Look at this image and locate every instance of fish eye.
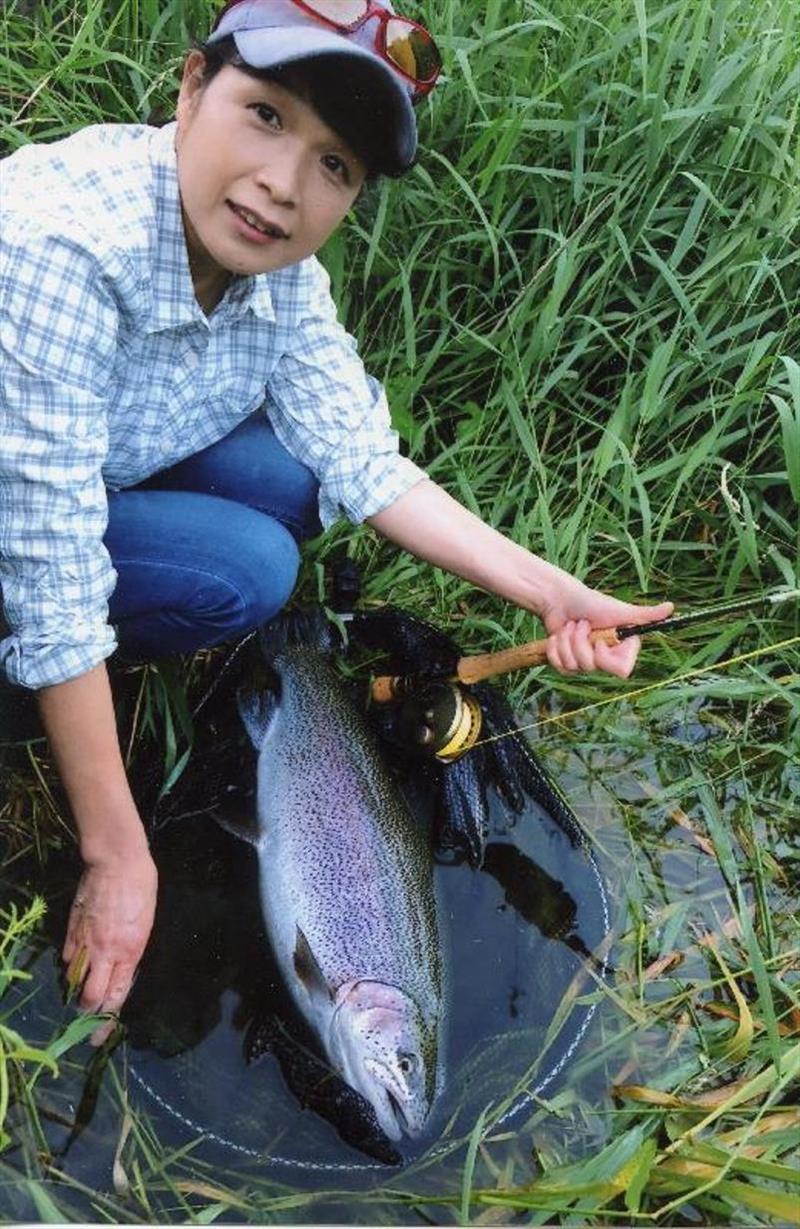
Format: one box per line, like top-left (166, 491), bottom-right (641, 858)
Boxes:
top-left (398, 1052), bottom-right (417, 1074)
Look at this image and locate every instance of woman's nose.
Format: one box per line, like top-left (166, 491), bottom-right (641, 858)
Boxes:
top-left (255, 148), bottom-right (300, 206)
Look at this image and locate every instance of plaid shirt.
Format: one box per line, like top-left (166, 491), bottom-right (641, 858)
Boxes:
top-left (0, 122), bottom-right (425, 690)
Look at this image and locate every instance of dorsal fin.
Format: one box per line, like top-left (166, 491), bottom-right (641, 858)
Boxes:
top-left (259, 607), bottom-right (343, 661)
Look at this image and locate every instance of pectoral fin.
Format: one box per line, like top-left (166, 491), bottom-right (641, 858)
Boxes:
top-left (293, 927), bottom-right (334, 1004)
top-left (211, 808), bottom-right (261, 847)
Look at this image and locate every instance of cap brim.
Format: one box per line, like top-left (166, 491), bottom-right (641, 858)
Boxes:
top-left (228, 27), bottom-right (417, 171)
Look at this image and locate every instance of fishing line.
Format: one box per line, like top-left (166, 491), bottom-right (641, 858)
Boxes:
top-left (495, 637), bottom-right (796, 1128)
top-left (470, 633), bottom-right (800, 753)
top-left (190, 629), bottom-right (258, 720)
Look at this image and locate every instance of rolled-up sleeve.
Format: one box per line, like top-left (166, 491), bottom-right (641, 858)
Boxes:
top-left (265, 259), bottom-right (427, 528)
top-left (0, 222), bottom-right (119, 689)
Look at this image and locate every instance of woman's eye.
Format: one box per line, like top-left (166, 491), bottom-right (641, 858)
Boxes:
top-left (322, 154), bottom-right (349, 182)
top-left (253, 103), bottom-right (280, 128)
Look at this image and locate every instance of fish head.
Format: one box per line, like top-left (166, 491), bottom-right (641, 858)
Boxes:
top-left (328, 980), bottom-right (436, 1142)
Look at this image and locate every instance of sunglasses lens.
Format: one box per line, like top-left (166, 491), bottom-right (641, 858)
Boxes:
top-left (300, 0), bottom-right (368, 26)
top-left (385, 17), bottom-right (441, 84)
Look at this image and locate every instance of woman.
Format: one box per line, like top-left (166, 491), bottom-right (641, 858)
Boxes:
top-left (0, 0), bottom-right (672, 1042)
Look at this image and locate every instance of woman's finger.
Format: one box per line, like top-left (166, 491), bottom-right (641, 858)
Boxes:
top-left (551, 626), bottom-right (580, 673)
top-left (62, 927), bottom-right (77, 964)
top-left (80, 956), bottom-right (115, 1014)
top-left (62, 888), bottom-right (90, 963)
top-left (545, 634), bottom-right (567, 674)
top-left (100, 963), bottom-right (137, 1015)
top-left (556, 624), bottom-right (580, 673)
top-left (88, 961), bottom-right (137, 1046)
top-left (90, 1017), bottom-right (121, 1048)
top-left (594, 636), bottom-right (640, 679)
top-left (572, 620), bottom-right (596, 672)
top-left (65, 943), bottom-right (90, 997)
top-left (618, 600), bottom-right (673, 627)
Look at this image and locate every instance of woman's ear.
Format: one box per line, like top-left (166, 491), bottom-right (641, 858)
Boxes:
top-left (176, 50), bottom-right (208, 128)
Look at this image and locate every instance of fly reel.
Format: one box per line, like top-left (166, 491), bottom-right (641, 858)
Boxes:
top-left (388, 681), bottom-right (483, 763)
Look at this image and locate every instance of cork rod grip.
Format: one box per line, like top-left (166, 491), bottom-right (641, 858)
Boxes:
top-left (369, 625), bottom-right (623, 702)
top-left (456, 626), bottom-right (621, 684)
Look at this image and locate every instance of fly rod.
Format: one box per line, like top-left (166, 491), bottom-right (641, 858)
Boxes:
top-left (370, 588), bottom-right (800, 703)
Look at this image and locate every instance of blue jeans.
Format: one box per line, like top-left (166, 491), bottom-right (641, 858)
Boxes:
top-left (106, 414), bottom-right (321, 659)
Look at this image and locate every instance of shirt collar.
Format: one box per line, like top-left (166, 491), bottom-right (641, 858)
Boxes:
top-left (223, 264), bottom-right (276, 323)
top-left (147, 122), bottom-right (275, 332)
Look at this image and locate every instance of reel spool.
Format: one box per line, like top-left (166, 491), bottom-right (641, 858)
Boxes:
top-left (391, 682), bottom-right (483, 763)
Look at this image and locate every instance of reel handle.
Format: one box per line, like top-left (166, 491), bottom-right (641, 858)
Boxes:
top-left (370, 626), bottom-right (622, 701)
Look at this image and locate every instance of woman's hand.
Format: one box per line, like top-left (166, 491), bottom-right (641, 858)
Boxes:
top-left (62, 847), bottom-right (158, 1045)
top-left (36, 663), bottom-right (159, 1044)
top-left (539, 580), bottom-right (673, 678)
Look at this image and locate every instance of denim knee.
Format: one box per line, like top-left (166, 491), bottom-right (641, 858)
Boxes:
top-left (234, 519), bottom-right (301, 630)
top-left (139, 415), bottom-right (322, 543)
top-left (181, 516), bottom-right (300, 645)
top-left (280, 460), bottom-right (322, 543)
top-left (108, 498), bottom-right (303, 658)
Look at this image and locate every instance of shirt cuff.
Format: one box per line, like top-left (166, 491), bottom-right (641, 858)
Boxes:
top-left (318, 454), bottom-right (428, 528)
top-left (1, 620), bottom-right (118, 689)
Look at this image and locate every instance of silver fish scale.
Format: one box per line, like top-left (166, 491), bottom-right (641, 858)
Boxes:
top-left (253, 649), bottom-right (441, 1030)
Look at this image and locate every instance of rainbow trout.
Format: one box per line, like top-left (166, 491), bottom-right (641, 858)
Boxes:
top-left (237, 643), bottom-right (443, 1141)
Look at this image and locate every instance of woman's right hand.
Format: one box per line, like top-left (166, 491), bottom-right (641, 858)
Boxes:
top-left (36, 663), bottom-right (159, 1045)
top-left (62, 846), bottom-right (158, 1045)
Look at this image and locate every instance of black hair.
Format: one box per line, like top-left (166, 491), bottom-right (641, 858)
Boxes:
top-left (193, 35), bottom-right (404, 180)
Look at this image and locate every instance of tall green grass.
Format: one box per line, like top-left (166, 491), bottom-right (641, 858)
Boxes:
top-left (1, 0), bottom-right (798, 1223)
top-left (333, 0), bottom-right (800, 624)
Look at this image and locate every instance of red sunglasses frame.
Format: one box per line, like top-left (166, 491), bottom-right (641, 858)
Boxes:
top-left (212, 0), bottom-right (441, 99)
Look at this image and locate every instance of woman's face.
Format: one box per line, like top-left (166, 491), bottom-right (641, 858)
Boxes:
top-left (175, 52), bottom-right (367, 302)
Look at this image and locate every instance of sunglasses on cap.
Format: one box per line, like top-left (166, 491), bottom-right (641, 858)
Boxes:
top-left (212, 0), bottom-right (442, 100)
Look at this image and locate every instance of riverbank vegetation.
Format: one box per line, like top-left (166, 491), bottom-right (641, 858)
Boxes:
top-left (1, 0), bottom-right (798, 1222)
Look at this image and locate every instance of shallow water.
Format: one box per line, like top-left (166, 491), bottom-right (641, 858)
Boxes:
top-left (0, 783), bottom-right (609, 1171)
top-left (0, 683), bottom-right (795, 1224)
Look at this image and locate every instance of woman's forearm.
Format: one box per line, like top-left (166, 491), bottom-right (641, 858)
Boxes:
top-left (367, 478), bottom-right (570, 615)
top-left (36, 662), bottom-right (148, 865)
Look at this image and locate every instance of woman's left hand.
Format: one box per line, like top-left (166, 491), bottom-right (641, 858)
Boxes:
top-left (539, 582), bottom-right (673, 678)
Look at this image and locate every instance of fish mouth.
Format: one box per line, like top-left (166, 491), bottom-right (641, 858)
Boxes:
top-left (359, 1058), bottom-right (429, 1141)
top-left (386, 1088), bottom-right (412, 1137)
top-left (328, 982), bottom-right (432, 1142)
top-left (362, 1076), bottom-right (419, 1142)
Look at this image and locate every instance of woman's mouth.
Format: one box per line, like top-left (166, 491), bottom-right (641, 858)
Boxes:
top-left (227, 201), bottom-right (288, 244)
